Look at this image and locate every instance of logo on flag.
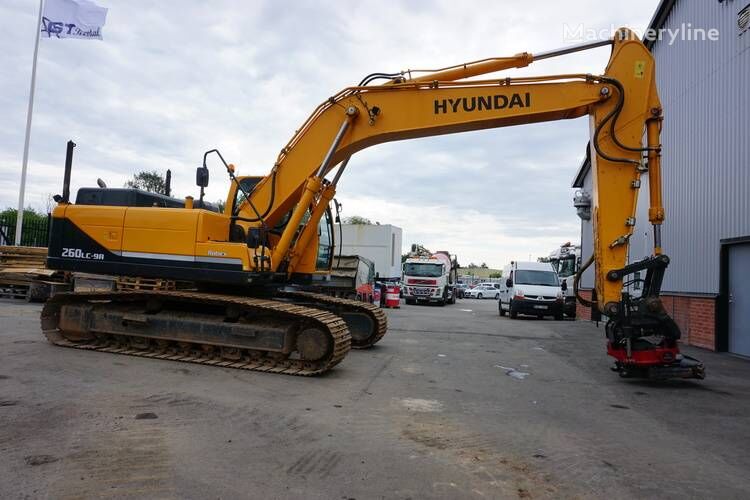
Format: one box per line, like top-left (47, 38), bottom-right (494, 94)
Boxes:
top-left (41, 0), bottom-right (108, 40)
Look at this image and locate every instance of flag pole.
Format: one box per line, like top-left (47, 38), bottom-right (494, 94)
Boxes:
top-left (15, 0), bottom-right (44, 246)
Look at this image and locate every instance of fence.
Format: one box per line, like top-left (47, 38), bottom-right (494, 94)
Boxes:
top-left (0, 213), bottom-right (50, 247)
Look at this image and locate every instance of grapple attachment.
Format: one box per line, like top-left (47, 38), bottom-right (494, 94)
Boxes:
top-left (603, 255), bottom-right (705, 380)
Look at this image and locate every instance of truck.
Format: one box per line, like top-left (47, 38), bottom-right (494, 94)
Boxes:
top-left (547, 242), bottom-right (581, 318)
top-left (401, 246), bottom-right (459, 306)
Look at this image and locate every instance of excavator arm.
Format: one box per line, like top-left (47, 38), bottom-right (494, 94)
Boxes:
top-left (228, 28), bottom-right (702, 379)
top-left (240, 30), bottom-right (655, 305)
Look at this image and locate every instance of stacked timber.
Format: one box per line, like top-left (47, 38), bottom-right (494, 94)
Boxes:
top-left (0, 246), bottom-right (68, 300)
top-left (0, 245), bottom-right (47, 268)
top-left (116, 276), bottom-right (194, 291)
top-left (117, 276), bottom-right (177, 291)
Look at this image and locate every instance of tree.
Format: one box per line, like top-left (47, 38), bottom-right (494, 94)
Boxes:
top-left (467, 262), bottom-right (477, 268)
top-left (0, 207), bottom-right (49, 246)
top-left (480, 262), bottom-right (488, 269)
top-left (0, 207), bottom-right (47, 224)
top-left (489, 271), bottom-right (503, 278)
top-left (343, 215), bottom-right (372, 225)
top-left (125, 170), bottom-right (167, 194)
top-left (215, 199), bottom-right (226, 213)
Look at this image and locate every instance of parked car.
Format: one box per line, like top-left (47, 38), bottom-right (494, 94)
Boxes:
top-left (454, 283), bottom-right (468, 298)
top-left (466, 283), bottom-right (500, 299)
top-left (498, 261), bottom-right (564, 320)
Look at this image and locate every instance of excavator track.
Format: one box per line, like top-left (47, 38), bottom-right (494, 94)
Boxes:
top-left (277, 290), bottom-right (387, 348)
top-left (41, 291), bottom-right (351, 376)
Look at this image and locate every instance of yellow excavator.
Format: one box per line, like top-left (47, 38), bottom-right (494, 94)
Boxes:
top-left (42, 28), bottom-right (704, 379)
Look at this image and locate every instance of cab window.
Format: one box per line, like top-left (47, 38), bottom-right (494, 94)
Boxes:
top-left (316, 207), bottom-right (333, 270)
top-left (232, 178), bottom-right (262, 216)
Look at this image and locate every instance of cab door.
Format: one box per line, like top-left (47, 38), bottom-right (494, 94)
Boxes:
top-left (500, 267), bottom-right (511, 305)
top-left (315, 206), bottom-right (334, 271)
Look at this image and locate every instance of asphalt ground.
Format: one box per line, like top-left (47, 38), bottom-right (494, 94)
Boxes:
top-left (1, 297), bottom-right (749, 499)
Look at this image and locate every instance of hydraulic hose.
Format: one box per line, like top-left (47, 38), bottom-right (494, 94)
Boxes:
top-left (592, 77), bottom-right (658, 169)
top-left (334, 198), bottom-right (343, 269)
top-left (358, 72), bottom-right (404, 86)
top-left (601, 77), bottom-right (659, 154)
top-left (591, 80), bottom-right (641, 167)
top-left (573, 254), bottom-right (597, 308)
top-left (238, 169), bottom-right (277, 223)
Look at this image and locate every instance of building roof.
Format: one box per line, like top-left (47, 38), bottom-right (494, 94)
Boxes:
top-left (571, 143), bottom-right (590, 188)
top-left (571, 0), bottom-right (678, 188)
top-left (644, 0), bottom-right (678, 49)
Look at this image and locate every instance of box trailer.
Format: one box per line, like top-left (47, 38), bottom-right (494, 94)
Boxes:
top-left (336, 224), bottom-right (402, 280)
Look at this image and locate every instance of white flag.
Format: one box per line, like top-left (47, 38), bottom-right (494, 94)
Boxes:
top-left (41, 0), bottom-right (108, 40)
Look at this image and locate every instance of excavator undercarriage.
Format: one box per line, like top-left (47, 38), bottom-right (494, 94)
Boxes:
top-left (42, 291), bottom-right (352, 375)
top-left (277, 290), bottom-right (388, 348)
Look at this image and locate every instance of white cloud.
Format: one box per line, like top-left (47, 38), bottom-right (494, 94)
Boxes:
top-left (340, 194), bottom-right (580, 267)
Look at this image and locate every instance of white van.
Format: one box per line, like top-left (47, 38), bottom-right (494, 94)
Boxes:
top-left (498, 261), bottom-right (565, 320)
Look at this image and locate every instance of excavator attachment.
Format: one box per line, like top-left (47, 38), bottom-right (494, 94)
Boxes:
top-left (607, 341), bottom-right (705, 380)
top-left (600, 256), bottom-right (705, 380)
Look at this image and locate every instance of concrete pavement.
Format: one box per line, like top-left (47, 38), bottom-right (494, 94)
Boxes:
top-left (1, 298), bottom-right (749, 499)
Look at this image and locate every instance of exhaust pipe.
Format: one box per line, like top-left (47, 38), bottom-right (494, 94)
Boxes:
top-left (165, 169), bottom-right (172, 197)
top-left (62, 140), bottom-right (76, 203)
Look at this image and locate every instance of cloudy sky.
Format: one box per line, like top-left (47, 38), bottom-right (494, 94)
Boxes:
top-left (1, 0), bottom-right (660, 268)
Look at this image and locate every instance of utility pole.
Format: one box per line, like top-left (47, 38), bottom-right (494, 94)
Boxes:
top-left (15, 0), bottom-right (44, 245)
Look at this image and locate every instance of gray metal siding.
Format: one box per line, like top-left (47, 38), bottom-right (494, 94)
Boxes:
top-left (651, 0), bottom-right (750, 294)
top-left (582, 0), bottom-right (750, 295)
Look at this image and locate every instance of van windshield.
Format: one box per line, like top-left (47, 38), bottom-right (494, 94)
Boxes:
top-left (403, 263), bottom-right (443, 277)
top-left (515, 270), bottom-right (559, 286)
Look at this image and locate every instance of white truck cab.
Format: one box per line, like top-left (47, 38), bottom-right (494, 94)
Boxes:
top-left (402, 251), bottom-right (458, 306)
top-left (547, 242), bottom-right (580, 318)
top-left (498, 261), bottom-right (565, 320)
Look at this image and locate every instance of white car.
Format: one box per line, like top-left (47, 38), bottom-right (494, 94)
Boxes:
top-left (466, 283), bottom-right (500, 299)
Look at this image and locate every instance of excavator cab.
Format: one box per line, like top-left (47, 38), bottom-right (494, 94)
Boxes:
top-left (226, 176), bottom-right (264, 244)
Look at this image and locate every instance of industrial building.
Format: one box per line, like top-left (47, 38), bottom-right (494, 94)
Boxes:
top-left (574, 0), bottom-right (750, 355)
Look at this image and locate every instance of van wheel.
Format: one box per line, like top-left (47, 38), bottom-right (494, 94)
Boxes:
top-left (509, 301), bottom-right (518, 319)
top-left (494, 293), bottom-right (499, 300)
top-left (499, 301), bottom-right (506, 316)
